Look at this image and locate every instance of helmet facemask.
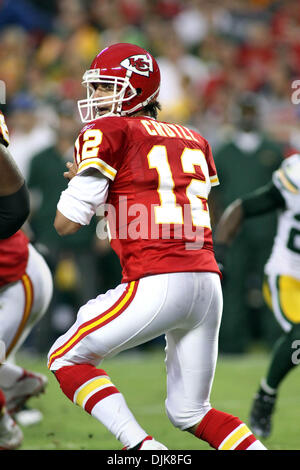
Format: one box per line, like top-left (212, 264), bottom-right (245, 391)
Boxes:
top-left (77, 68), bottom-right (138, 122)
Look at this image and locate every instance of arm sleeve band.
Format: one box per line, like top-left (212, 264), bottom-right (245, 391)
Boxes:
top-left (57, 173), bottom-right (109, 226)
top-left (0, 182), bottom-right (30, 239)
top-left (241, 181), bottom-right (286, 218)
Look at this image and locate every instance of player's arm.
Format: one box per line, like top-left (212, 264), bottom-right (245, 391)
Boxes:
top-left (0, 113), bottom-right (30, 238)
top-left (0, 143), bottom-right (24, 194)
top-left (55, 120), bottom-right (121, 236)
top-left (54, 211), bottom-right (82, 236)
top-left (54, 168), bottom-right (109, 236)
top-left (214, 180), bottom-right (286, 268)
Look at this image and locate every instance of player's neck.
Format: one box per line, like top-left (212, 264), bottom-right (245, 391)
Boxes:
top-left (132, 110), bottom-right (153, 119)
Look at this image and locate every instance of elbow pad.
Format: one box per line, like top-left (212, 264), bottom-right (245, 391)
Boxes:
top-left (0, 183), bottom-right (30, 239)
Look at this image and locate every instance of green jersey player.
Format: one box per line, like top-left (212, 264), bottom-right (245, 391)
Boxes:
top-left (214, 153), bottom-right (300, 438)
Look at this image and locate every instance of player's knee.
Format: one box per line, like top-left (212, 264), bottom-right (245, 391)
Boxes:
top-left (47, 338), bottom-right (75, 373)
top-left (48, 356), bottom-right (72, 373)
top-left (50, 364), bottom-right (84, 401)
top-left (165, 399), bottom-right (211, 430)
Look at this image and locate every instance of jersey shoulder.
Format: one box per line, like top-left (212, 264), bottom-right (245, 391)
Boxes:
top-left (75, 117), bottom-right (130, 180)
top-left (79, 115), bottom-right (129, 136)
top-left (273, 153), bottom-right (300, 195)
top-left (187, 126), bottom-right (208, 146)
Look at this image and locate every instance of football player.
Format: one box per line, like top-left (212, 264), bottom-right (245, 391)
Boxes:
top-left (48, 43), bottom-right (266, 450)
top-left (214, 153), bottom-right (300, 438)
top-left (0, 111), bottom-right (30, 239)
top-left (0, 114), bottom-right (53, 450)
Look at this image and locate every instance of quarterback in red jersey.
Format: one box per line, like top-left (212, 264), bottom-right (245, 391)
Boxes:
top-left (72, 114), bottom-right (220, 282)
top-left (48, 43), bottom-right (266, 451)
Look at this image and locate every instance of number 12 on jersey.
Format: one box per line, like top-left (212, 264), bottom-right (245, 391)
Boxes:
top-left (147, 145), bottom-right (211, 229)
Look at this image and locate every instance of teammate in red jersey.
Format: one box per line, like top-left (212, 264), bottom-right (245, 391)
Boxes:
top-left (48, 43), bottom-right (266, 450)
top-left (0, 113), bottom-right (53, 450)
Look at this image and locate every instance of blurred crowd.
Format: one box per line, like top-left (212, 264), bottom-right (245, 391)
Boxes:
top-left (1, 0), bottom-right (300, 353)
top-left (1, 0), bottom-right (300, 148)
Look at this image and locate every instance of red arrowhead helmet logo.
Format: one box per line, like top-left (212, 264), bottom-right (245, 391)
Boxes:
top-left (120, 54), bottom-right (154, 77)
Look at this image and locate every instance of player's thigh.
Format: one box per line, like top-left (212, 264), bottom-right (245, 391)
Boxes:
top-left (263, 273), bottom-right (300, 332)
top-left (0, 281), bottom-right (25, 354)
top-left (26, 244), bottom-right (53, 323)
top-left (2, 245), bottom-right (53, 358)
top-left (48, 272), bottom-right (196, 371)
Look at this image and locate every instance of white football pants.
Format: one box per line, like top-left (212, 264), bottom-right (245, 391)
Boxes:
top-left (48, 272), bottom-right (222, 430)
top-left (0, 244), bottom-right (53, 359)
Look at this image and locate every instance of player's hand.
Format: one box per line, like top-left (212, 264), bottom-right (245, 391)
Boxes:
top-left (217, 260), bottom-right (226, 283)
top-left (64, 161), bottom-right (77, 180)
top-left (0, 111), bottom-right (10, 147)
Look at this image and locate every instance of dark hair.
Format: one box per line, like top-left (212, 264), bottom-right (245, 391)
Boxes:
top-left (143, 100), bottom-right (161, 119)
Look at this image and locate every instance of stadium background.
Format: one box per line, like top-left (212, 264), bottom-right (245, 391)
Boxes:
top-left (1, 0), bottom-right (300, 357)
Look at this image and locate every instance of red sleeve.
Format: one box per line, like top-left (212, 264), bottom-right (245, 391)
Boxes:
top-left (205, 141), bottom-right (219, 187)
top-left (74, 117), bottom-right (128, 181)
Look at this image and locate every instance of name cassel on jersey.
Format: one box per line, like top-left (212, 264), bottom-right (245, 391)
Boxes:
top-left (74, 115), bottom-right (221, 283)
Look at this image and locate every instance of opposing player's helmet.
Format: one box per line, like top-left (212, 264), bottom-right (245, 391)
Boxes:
top-left (78, 43), bottom-right (161, 122)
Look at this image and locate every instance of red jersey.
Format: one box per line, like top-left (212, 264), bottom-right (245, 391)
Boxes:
top-left (0, 230), bottom-right (29, 287)
top-left (75, 115), bottom-right (221, 282)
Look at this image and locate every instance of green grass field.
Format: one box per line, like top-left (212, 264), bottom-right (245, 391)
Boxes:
top-left (14, 347), bottom-right (299, 451)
